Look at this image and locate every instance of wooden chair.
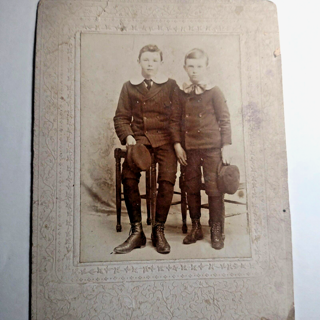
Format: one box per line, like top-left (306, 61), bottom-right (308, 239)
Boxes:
top-left (114, 148), bottom-right (187, 233)
top-left (114, 148), bottom-right (245, 234)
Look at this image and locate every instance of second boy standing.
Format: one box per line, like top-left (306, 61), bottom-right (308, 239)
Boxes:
top-left (171, 48), bottom-right (232, 249)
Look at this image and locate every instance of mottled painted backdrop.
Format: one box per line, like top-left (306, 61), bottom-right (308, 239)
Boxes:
top-left (81, 33), bottom-right (244, 207)
top-left (80, 34), bottom-right (249, 261)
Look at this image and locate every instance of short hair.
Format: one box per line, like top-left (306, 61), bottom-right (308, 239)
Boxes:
top-left (184, 48), bottom-right (209, 66)
top-left (138, 44), bottom-right (163, 61)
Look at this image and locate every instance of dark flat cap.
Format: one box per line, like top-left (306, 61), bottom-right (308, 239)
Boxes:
top-left (127, 144), bottom-right (152, 172)
top-left (217, 162), bottom-right (240, 195)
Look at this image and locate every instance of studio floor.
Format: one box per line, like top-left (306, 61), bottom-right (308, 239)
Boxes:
top-left (80, 201), bottom-right (252, 263)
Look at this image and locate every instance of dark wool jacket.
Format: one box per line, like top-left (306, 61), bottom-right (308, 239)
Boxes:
top-left (170, 86), bottom-right (232, 150)
top-left (114, 79), bottom-right (177, 148)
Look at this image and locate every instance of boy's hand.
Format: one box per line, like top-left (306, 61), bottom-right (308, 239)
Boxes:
top-left (126, 135), bottom-right (136, 147)
top-left (174, 143), bottom-right (187, 166)
top-left (222, 144), bottom-right (232, 164)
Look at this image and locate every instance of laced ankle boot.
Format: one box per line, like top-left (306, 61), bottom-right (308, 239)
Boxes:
top-left (183, 219), bottom-right (204, 244)
top-left (113, 222), bottom-right (146, 254)
top-left (210, 222), bottom-right (224, 250)
top-left (151, 222), bottom-right (170, 254)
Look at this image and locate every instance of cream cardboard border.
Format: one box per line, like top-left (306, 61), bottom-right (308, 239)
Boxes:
top-left (32, 0), bottom-right (294, 318)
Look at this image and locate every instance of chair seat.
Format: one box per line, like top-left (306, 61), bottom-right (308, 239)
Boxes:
top-left (114, 147), bottom-right (244, 234)
top-left (114, 148), bottom-right (187, 233)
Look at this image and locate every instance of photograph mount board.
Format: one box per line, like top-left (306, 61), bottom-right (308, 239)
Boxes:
top-left (32, 0), bottom-right (294, 318)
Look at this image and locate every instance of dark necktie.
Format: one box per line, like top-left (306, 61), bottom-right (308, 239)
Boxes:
top-left (144, 79), bottom-right (152, 90)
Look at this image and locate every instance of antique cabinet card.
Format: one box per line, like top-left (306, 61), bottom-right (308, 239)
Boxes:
top-left (32, 0), bottom-right (294, 318)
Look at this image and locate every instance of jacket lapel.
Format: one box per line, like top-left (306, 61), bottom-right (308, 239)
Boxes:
top-left (134, 82), bottom-right (164, 101)
top-left (144, 83), bottom-right (163, 100)
top-left (135, 82), bottom-right (148, 96)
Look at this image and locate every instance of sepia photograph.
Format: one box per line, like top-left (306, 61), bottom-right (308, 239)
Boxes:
top-left (79, 34), bottom-right (250, 262)
top-left (29, 1), bottom-right (295, 318)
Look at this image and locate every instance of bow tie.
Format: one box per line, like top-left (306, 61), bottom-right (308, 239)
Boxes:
top-left (182, 82), bottom-right (207, 95)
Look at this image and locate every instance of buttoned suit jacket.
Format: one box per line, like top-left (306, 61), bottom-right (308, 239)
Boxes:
top-left (114, 79), bottom-right (177, 148)
top-left (170, 86), bottom-right (232, 150)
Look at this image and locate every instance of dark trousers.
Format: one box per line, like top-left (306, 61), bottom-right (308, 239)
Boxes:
top-left (122, 143), bottom-right (177, 224)
top-left (187, 193), bottom-right (224, 225)
top-left (185, 148), bottom-right (222, 197)
top-left (185, 148), bottom-right (224, 224)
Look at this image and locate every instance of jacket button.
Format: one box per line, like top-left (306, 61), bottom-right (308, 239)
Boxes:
top-left (198, 130), bottom-right (201, 133)
top-left (144, 116), bottom-right (147, 120)
top-left (136, 101), bottom-right (139, 104)
top-left (157, 130), bottom-right (161, 133)
top-left (186, 131), bottom-right (188, 134)
top-left (145, 131), bottom-right (148, 133)
top-left (186, 114), bottom-right (189, 118)
top-left (199, 114), bottom-right (202, 117)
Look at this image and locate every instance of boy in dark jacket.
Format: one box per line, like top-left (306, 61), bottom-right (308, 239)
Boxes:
top-left (113, 44), bottom-right (177, 254)
top-left (170, 48), bottom-right (232, 249)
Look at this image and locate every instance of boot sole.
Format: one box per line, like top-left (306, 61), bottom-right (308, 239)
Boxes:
top-left (211, 243), bottom-right (224, 250)
top-left (114, 237), bottom-right (146, 254)
top-left (113, 245), bottom-right (146, 254)
top-left (114, 244), bottom-right (146, 254)
top-left (183, 234), bottom-right (204, 245)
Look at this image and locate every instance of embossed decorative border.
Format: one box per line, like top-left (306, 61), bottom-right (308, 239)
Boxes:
top-left (32, 1), bottom-right (294, 319)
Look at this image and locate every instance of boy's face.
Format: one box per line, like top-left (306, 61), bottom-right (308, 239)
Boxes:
top-left (138, 51), bottom-right (162, 79)
top-left (184, 57), bottom-right (208, 84)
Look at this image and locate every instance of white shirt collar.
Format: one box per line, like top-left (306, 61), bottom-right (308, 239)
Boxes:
top-left (129, 73), bottom-right (168, 85)
top-left (178, 77), bottom-right (215, 94)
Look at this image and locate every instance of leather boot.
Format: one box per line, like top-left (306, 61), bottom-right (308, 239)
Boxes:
top-left (183, 219), bottom-right (204, 244)
top-left (123, 179), bottom-right (142, 223)
top-left (209, 196), bottom-right (225, 250)
top-left (151, 222), bottom-right (170, 254)
top-left (210, 222), bottom-right (224, 250)
top-left (155, 181), bottom-right (175, 224)
top-left (113, 222), bottom-right (146, 254)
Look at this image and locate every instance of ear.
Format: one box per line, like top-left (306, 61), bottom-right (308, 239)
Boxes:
top-left (183, 65), bottom-right (187, 72)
